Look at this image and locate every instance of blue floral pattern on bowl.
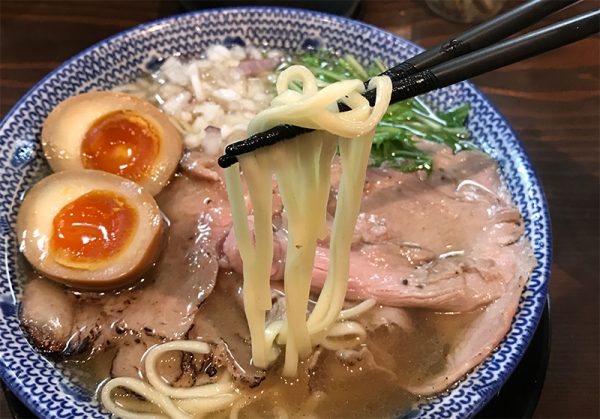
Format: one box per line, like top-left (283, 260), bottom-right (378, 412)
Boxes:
top-left (0, 7), bottom-right (551, 419)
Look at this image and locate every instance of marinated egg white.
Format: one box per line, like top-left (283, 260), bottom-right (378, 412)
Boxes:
top-left (17, 170), bottom-right (164, 289)
top-left (42, 92), bottom-right (182, 196)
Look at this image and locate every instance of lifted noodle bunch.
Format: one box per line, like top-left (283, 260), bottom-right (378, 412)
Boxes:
top-left (225, 65), bottom-right (392, 375)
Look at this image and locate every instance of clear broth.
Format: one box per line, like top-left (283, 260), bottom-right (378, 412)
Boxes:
top-left (56, 300), bottom-right (480, 418)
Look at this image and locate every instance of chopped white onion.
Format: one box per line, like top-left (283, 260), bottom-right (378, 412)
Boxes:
top-left (114, 45), bottom-right (279, 154)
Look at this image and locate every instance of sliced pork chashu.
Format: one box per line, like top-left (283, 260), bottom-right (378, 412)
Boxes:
top-left (222, 141), bottom-right (532, 313)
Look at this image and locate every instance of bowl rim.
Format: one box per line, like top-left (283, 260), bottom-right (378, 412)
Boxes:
top-left (0, 6), bottom-right (552, 419)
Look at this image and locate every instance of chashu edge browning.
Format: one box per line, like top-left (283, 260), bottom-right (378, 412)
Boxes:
top-left (20, 140), bottom-right (535, 395)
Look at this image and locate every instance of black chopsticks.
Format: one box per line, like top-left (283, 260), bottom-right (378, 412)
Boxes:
top-left (377, 8), bottom-right (600, 105)
top-left (378, 0), bottom-right (580, 82)
top-left (218, 0), bottom-right (599, 168)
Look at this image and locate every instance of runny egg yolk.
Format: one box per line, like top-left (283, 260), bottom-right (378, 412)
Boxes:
top-left (81, 111), bottom-right (160, 182)
top-left (50, 190), bottom-right (138, 268)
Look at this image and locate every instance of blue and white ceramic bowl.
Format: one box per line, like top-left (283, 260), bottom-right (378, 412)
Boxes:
top-left (0, 7), bottom-right (551, 419)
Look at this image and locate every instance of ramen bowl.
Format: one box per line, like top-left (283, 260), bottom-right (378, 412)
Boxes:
top-left (0, 7), bottom-right (551, 418)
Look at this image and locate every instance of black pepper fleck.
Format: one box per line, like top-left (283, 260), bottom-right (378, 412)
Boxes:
top-left (205, 365), bottom-right (218, 377)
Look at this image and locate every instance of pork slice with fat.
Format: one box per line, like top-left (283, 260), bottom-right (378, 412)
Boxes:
top-left (404, 243), bottom-right (535, 395)
top-left (20, 277), bottom-right (76, 353)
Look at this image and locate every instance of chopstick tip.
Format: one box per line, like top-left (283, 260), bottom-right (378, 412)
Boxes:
top-left (218, 154), bottom-right (238, 168)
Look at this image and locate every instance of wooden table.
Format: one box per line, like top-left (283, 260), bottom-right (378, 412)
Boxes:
top-left (1, 1), bottom-right (598, 417)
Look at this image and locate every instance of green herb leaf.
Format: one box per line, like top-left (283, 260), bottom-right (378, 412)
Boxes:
top-left (279, 50), bottom-right (475, 172)
top-left (439, 103), bottom-right (471, 127)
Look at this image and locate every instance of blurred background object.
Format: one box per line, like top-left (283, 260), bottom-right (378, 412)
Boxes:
top-left (179, 0), bottom-right (361, 16)
top-left (426, 0), bottom-right (504, 23)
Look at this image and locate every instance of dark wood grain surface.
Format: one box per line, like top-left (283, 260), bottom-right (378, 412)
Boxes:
top-left (0, 1), bottom-right (598, 418)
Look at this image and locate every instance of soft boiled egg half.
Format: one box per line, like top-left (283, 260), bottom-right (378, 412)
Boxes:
top-left (17, 170), bottom-right (164, 289)
top-left (42, 92), bottom-right (182, 196)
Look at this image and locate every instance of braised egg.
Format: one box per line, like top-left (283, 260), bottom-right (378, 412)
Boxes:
top-left (17, 170), bottom-right (164, 289)
top-left (42, 92), bottom-right (182, 195)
